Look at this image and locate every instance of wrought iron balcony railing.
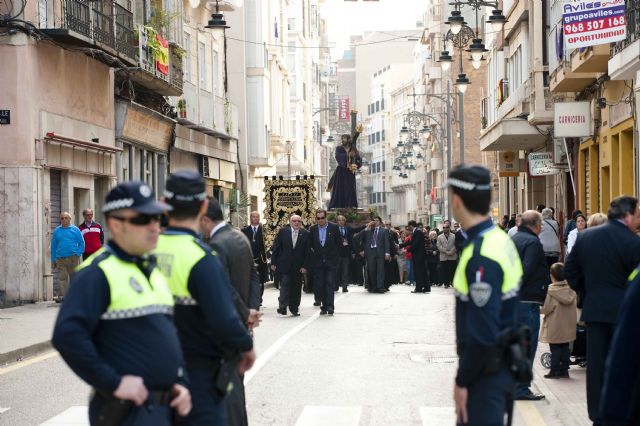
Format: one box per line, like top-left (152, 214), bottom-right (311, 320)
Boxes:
top-left (63, 0), bottom-right (90, 38)
top-left (611, 0), bottom-right (640, 56)
top-left (92, 0), bottom-right (115, 49)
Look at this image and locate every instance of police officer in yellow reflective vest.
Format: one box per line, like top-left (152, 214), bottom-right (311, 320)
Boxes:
top-left (52, 181), bottom-right (192, 425)
top-left (154, 170), bottom-right (255, 426)
top-left (448, 165), bottom-right (523, 426)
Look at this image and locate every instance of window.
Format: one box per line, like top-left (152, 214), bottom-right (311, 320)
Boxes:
top-left (184, 32), bottom-right (191, 82)
top-left (376, 132), bottom-right (380, 143)
top-left (382, 129), bottom-right (385, 141)
top-left (198, 41), bottom-right (206, 88)
top-left (382, 160), bottom-right (386, 172)
top-left (375, 101), bottom-right (380, 112)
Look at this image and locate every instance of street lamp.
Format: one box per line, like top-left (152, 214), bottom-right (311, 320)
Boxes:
top-left (438, 50), bottom-right (453, 71)
top-left (445, 10), bottom-right (467, 35)
top-left (205, 0), bottom-right (230, 31)
top-left (455, 73), bottom-right (470, 93)
top-left (486, 9), bottom-right (507, 31)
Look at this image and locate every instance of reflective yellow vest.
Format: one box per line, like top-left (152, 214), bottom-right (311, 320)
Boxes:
top-left (154, 233), bottom-right (209, 306)
top-left (78, 248), bottom-right (174, 320)
top-left (453, 226), bottom-right (522, 301)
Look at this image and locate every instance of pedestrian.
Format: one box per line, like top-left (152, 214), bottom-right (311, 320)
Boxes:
top-left (397, 230), bottom-right (408, 284)
top-left (400, 220), bottom-right (429, 293)
top-left (536, 204), bottom-right (546, 213)
top-left (507, 214), bottom-right (522, 237)
top-left (565, 195), bottom-right (640, 425)
top-left (402, 229), bottom-right (415, 285)
top-left (448, 165), bottom-right (523, 426)
top-left (270, 214), bottom-right (310, 315)
top-left (565, 213), bottom-right (586, 256)
top-left (540, 208), bottom-right (561, 267)
top-left (52, 181), bottom-right (191, 425)
top-left (600, 262), bottom-right (640, 425)
top-left (78, 208), bottom-right (104, 260)
top-left (384, 221), bottom-right (401, 287)
top-left (454, 223), bottom-right (468, 258)
top-left (586, 212), bottom-right (607, 228)
top-left (335, 215), bottom-right (354, 293)
top-left (361, 217), bottom-right (390, 293)
top-left (437, 220), bottom-right (457, 288)
top-left (308, 209), bottom-right (341, 315)
top-left (510, 210), bottom-right (548, 400)
top-left (154, 171), bottom-right (255, 425)
top-left (51, 211), bottom-right (85, 302)
top-left (563, 209), bottom-right (583, 245)
top-left (351, 226), bottom-right (366, 286)
top-left (241, 212), bottom-right (269, 298)
top-left (540, 262), bottom-right (577, 379)
top-left (200, 197), bottom-right (262, 426)
top-left (425, 230), bottom-right (440, 288)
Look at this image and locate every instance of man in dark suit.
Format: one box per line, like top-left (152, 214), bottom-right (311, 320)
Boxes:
top-left (565, 195), bottom-right (640, 425)
top-left (308, 209), bottom-right (342, 315)
top-left (361, 217), bottom-right (390, 293)
top-left (241, 212), bottom-right (269, 293)
top-left (401, 220), bottom-right (429, 293)
top-left (335, 215), bottom-right (354, 293)
top-left (270, 214), bottom-right (310, 316)
top-left (352, 226), bottom-right (367, 286)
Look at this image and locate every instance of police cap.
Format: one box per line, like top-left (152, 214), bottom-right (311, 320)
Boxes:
top-left (446, 165), bottom-right (492, 192)
top-left (164, 170), bottom-right (207, 202)
top-left (102, 181), bottom-right (172, 214)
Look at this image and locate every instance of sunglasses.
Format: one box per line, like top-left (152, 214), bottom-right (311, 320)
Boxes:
top-left (111, 214), bottom-right (161, 226)
top-left (316, 216), bottom-right (326, 220)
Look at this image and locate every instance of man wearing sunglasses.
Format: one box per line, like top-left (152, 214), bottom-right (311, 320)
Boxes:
top-left (52, 181), bottom-right (192, 425)
top-left (154, 170), bottom-right (255, 425)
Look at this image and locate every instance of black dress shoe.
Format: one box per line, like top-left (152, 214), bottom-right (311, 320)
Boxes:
top-left (277, 307), bottom-right (287, 315)
top-left (515, 392), bottom-right (545, 401)
top-left (320, 310), bottom-right (327, 315)
top-left (342, 288), bottom-right (348, 293)
top-left (290, 311), bottom-right (300, 317)
top-left (328, 310), bottom-right (334, 315)
top-left (423, 290), bottom-right (431, 293)
top-left (313, 301), bottom-right (321, 306)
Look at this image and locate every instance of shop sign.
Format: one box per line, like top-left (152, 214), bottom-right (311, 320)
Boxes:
top-left (499, 151), bottom-right (520, 177)
top-left (122, 107), bottom-right (172, 151)
top-left (563, 0), bottom-right (626, 49)
top-left (553, 138), bottom-right (569, 165)
top-left (337, 97), bottom-right (350, 121)
top-left (554, 102), bottom-right (591, 137)
top-left (0, 110), bottom-right (9, 125)
top-left (528, 152), bottom-right (558, 177)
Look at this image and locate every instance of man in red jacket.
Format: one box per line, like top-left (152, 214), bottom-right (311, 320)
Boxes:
top-left (78, 208), bottom-right (104, 260)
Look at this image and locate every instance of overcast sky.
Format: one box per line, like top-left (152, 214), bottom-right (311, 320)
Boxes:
top-left (321, 0), bottom-right (427, 59)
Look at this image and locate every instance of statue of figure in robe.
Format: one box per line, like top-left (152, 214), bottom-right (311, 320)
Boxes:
top-left (327, 123), bottom-right (363, 210)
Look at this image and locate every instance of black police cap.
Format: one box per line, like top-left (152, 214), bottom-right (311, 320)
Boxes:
top-left (102, 181), bottom-right (172, 214)
top-left (446, 164), bottom-right (492, 191)
top-left (164, 170), bottom-right (207, 202)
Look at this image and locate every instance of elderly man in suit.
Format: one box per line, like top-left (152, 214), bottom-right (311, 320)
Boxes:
top-left (361, 217), bottom-right (390, 293)
top-left (200, 197), bottom-right (262, 426)
top-left (565, 196), bottom-right (640, 425)
top-left (437, 220), bottom-right (458, 288)
top-left (271, 215), bottom-right (310, 316)
top-left (241, 212), bottom-right (269, 293)
top-left (308, 209), bottom-right (342, 315)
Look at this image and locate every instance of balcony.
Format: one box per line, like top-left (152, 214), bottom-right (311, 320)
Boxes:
top-left (550, 60), bottom-right (598, 93)
top-left (609, 1), bottom-right (640, 80)
top-left (571, 45), bottom-right (610, 73)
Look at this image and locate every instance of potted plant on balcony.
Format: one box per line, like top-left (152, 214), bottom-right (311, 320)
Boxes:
top-left (177, 99), bottom-right (186, 118)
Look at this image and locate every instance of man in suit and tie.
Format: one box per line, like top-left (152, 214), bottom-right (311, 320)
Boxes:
top-left (270, 214), bottom-right (310, 316)
top-left (565, 196), bottom-right (640, 425)
top-left (309, 209), bottom-right (342, 315)
top-left (361, 217), bottom-right (390, 293)
top-left (241, 212), bottom-right (269, 294)
top-left (335, 215), bottom-right (354, 293)
top-left (402, 220), bottom-right (429, 293)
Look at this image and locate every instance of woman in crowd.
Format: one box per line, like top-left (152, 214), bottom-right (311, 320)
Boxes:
top-left (397, 229), bottom-right (407, 284)
top-left (402, 230), bottom-right (415, 286)
top-left (566, 214), bottom-right (586, 255)
top-left (425, 230), bottom-right (440, 287)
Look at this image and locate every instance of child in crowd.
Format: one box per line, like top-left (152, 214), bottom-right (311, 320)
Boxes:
top-left (540, 262), bottom-right (578, 379)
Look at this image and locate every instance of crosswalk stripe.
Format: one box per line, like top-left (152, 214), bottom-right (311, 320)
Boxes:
top-left (39, 406), bottom-right (88, 425)
top-left (295, 406), bottom-right (362, 426)
top-left (419, 406), bottom-right (457, 425)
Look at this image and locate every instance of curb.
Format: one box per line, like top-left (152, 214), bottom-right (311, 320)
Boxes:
top-left (0, 340), bottom-right (53, 366)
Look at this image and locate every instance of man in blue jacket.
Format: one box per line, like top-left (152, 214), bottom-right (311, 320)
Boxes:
top-left (565, 195), bottom-right (640, 425)
top-left (510, 210), bottom-right (548, 401)
top-left (51, 211), bottom-right (85, 301)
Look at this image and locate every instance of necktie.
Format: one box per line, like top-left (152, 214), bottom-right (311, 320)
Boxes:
top-left (341, 227), bottom-right (345, 237)
top-left (292, 230), bottom-right (298, 248)
top-left (252, 226), bottom-right (257, 241)
top-left (372, 228), bottom-right (378, 248)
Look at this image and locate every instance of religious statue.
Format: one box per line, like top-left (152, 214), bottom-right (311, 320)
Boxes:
top-left (327, 123), bottom-right (363, 210)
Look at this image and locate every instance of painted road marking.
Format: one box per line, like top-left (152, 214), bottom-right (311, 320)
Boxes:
top-left (516, 401), bottom-right (547, 426)
top-left (40, 406), bottom-right (88, 425)
top-left (244, 292), bottom-right (350, 385)
top-left (295, 406), bottom-right (362, 426)
top-left (420, 406), bottom-right (456, 425)
top-left (0, 351), bottom-right (59, 375)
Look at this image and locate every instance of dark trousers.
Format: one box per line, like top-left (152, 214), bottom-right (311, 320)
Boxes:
top-left (366, 255), bottom-right (385, 291)
top-left (336, 257), bottom-right (350, 290)
top-left (426, 261), bottom-right (439, 287)
top-left (440, 260), bottom-right (457, 285)
top-left (516, 302), bottom-right (541, 396)
top-left (413, 258), bottom-right (429, 292)
top-left (314, 264), bottom-right (337, 311)
top-left (545, 255), bottom-right (559, 269)
top-left (549, 343), bottom-right (570, 374)
top-left (278, 272), bottom-right (303, 313)
top-left (459, 368), bottom-right (514, 426)
top-left (185, 369), bottom-right (226, 425)
top-left (586, 322), bottom-right (616, 425)
top-left (224, 371), bottom-right (248, 426)
top-left (89, 392), bottom-right (174, 426)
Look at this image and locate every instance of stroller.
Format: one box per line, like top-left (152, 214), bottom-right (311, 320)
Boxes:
top-left (540, 323), bottom-right (587, 369)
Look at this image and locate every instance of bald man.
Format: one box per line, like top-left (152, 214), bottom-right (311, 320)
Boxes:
top-left (51, 211), bottom-right (85, 301)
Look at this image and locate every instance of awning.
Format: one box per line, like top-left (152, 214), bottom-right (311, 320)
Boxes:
top-left (479, 119), bottom-right (549, 152)
top-left (43, 132), bottom-right (122, 154)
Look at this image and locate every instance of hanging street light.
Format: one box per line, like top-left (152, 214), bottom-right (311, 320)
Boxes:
top-left (466, 38), bottom-right (488, 62)
top-left (456, 73), bottom-right (470, 93)
top-left (486, 9), bottom-right (507, 31)
top-left (205, 0), bottom-right (230, 31)
top-left (399, 126), bottom-right (410, 143)
top-left (445, 10), bottom-right (466, 35)
top-left (438, 50), bottom-right (453, 71)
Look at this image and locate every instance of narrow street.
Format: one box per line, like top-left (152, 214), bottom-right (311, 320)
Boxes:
top-left (0, 285), bottom-right (589, 426)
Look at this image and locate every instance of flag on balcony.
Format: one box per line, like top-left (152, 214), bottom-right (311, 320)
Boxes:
top-left (156, 34), bottom-right (169, 76)
top-left (430, 186), bottom-right (436, 203)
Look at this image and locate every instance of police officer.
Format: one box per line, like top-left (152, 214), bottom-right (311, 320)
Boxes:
top-left (448, 165), bottom-right (523, 426)
top-left (52, 181), bottom-right (191, 425)
top-left (154, 170), bottom-right (255, 425)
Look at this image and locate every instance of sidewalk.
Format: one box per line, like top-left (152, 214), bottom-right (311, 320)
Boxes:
top-left (0, 302), bottom-right (59, 366)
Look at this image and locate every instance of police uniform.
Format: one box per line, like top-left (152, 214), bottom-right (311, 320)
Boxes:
top-left (154, 171), bottom-right (253, 426)
top-left (449, 169), bottom-right (523, 425)
top-left (52, 181), bottom-right (185, 426)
